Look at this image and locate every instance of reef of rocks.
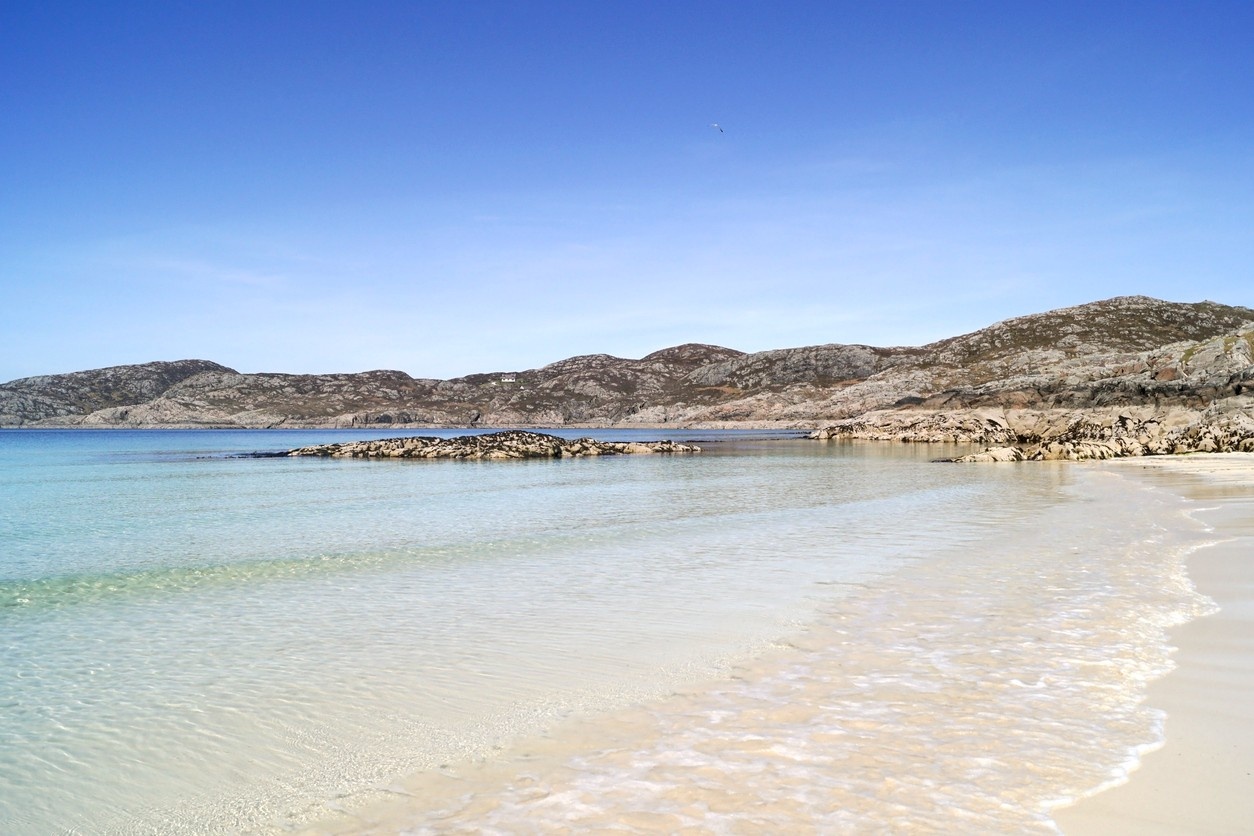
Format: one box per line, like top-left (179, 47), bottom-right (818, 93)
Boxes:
top-left (284, 430), bottom-right (700, 460)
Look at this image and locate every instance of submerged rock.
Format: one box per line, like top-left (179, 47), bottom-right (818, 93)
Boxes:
top-left (285, 430), bottom-right (701, 460)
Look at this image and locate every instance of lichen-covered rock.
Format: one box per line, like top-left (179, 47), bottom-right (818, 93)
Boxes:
top-left (923, 406), bottom-right (1254, 462)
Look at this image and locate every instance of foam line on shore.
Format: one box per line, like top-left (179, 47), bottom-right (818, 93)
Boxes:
top-left (1055, 453), bottom-right (1254, 834)
top-left (303, 463), bottom-right (1220, 833)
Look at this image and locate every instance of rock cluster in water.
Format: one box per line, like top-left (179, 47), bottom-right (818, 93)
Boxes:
top-left (285, 430), bottom-right (700, 460)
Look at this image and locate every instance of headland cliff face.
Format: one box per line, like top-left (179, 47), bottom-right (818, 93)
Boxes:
top-left (3, 296), bottom-right (1253, 461)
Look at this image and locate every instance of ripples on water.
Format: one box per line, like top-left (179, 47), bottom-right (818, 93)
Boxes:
top-left (364, 472), bottom-right (1215, 835)
top-left (0, 430), bottom-right (1215, 834)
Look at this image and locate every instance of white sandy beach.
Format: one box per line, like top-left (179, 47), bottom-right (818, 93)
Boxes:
top-left (322, 453), bottom-right (1254, 836)
top-left (21, 436), bottom-right (1240, 834)
top-left (1056, 454), bottom-right (1254, 834)
top-left (279, 450), bottom-right (1254, 835)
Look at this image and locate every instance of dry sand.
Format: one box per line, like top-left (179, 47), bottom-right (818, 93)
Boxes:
top-left (1055, 454), bottom-right (1254, 835)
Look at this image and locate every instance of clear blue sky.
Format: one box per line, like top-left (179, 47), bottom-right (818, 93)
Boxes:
top-left (2, 1), bottom-right (1252, 381)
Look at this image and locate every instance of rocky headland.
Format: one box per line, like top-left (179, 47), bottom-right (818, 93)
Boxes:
top-left (801, 296), bottom-right (1254, 460)
top-left (4, 295), bottom-right (1254, 462)
top-left (811, 406), bottom-right (1254, 462)
top-left (283, 430), bottom-right (700, 460)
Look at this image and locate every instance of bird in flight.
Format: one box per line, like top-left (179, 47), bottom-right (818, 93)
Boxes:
top-left (710, 122), bottom-right (723, 133)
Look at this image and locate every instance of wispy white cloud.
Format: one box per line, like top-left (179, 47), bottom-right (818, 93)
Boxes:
top-left (4, 135), bottom-right (1251, 382)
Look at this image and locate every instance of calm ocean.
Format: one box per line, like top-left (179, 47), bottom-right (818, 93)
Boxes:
top-left (0, 429), bottom-right (1214, 833)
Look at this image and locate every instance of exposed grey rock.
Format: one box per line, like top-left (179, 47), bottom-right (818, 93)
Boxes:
top-left (684, 343), bottom-right (896, 390)
top-left (285, 430), bottom-right (701, 460)
top-left (949, 446), bottom-right (1028, 463)
top-left (824, 405), bottom-right (1254, 463)
top-left (0, 360), bottom-right (234, 426)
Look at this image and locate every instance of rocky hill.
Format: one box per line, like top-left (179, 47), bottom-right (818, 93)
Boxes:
top-left (0, 360), bottom-right (235, 426)
top-left (3, 296), bottom-right (1253, 433)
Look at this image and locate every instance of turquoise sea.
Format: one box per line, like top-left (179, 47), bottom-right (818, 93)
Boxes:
top-left (0, 429), bottom-right (1215, 833)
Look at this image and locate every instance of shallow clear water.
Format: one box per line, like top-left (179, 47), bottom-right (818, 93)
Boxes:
top-left (0, 430), bottom-right (1214, 834)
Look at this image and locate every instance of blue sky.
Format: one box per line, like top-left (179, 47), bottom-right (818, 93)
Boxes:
top-left (2, 1), bottom-right (1252, 381)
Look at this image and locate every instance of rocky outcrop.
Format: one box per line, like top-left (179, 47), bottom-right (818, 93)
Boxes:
top-left (957, 409), bottom-right (1254, 462)
top-left (684, 343), bottom-right (898, 391)
top-left (810, 408), bottom-right (1023, 444)
top-left (0, 360), bottom-right (234, 425)
top-left (813, 405), bottom-right (1254, 462)
top-left (806, 300), bottom-right (1254, 461)
top-left (284, 430), bottom-right (700, 460)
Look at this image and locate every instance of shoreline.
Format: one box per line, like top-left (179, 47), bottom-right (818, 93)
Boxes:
top-left (294, 453), bottom-right (1231, 834)
top-left (1054, 454), bottom-right (1254, 833)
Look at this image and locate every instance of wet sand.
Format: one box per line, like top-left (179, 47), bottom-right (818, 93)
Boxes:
top-left (1055, 454), bottom-right (1254, 834)
top-left (297, 457), bottom-right (1229, 834)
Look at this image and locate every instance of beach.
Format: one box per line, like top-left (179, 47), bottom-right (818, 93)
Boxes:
top-left (294, 452), bottom-right (1252, 834)
top-left (1055, 454), bottom-right (1254, 834)
top-left (309, 454), bottom-right (1254, 835)
top-left (4, 432), bottom-right (1252, 833)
